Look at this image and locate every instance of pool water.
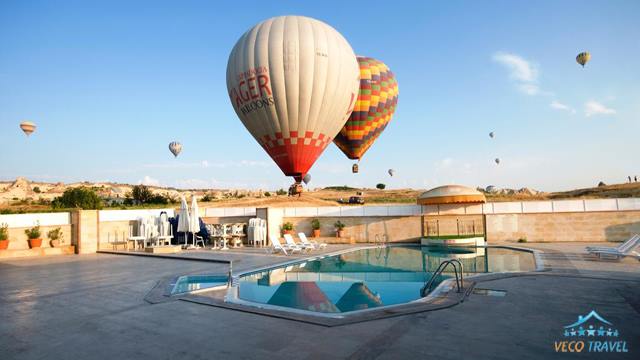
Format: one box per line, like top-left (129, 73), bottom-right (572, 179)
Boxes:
top-left (237, 246), bottom-right (535, 314)
top-left (171, 275), bottom-right (228, 295)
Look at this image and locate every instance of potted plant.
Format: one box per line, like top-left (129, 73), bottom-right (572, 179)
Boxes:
top-left (282, 222), bottom-right (294, 235)
top-left (334, 220), bottom-right (346, 238)
top-left (25, 223), bottom-right (42, 249)
top-left (311, 219), bottom-right (321, 238)
top-left (47, 227), bottom-right (64, 248)
top-left (0, 223), bottom-right (8, 250)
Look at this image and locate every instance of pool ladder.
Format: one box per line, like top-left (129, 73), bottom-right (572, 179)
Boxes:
top-left (420, 259), bottom-right (464, 297)
top-left (374, 234), bottom-right (388, 247)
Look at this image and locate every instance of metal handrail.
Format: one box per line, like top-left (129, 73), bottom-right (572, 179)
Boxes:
top-left (227, 260), bottom-right (233, 287)
top-left (420, 259), bottom-right (464, 297)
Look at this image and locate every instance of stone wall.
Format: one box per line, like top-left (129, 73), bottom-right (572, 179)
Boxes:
top-left (283, 216), bottom-right (422, 243)
top-left (4, 225), bottom-right (73, 250)
top-left (486, 210), bottom-right (640, 243)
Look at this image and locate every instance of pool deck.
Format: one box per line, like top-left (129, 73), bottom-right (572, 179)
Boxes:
top-left (1, 242), bottom-right (639, 359)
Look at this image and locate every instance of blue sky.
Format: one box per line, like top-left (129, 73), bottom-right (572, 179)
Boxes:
top-left (1, 0), bottom-right (638, 191)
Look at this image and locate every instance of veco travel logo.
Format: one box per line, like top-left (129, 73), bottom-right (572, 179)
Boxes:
top-left (554, 310), bottom-right (629, 353)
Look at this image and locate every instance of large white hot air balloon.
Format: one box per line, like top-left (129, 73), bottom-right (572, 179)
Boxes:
top-left (169, 142), bottom-right (182, 157)
top-left (226, 16), bottom-right (360, 184)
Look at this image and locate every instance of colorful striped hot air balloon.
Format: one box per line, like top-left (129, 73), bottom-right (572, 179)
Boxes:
top-left (226, 16), bottom-right (360, 184)
top-left (576, 52), bottom-right (591, 67)
top-left (333, 57), bottom-right (399, 164)
top-left (20, 121), bottom-right (36, 136)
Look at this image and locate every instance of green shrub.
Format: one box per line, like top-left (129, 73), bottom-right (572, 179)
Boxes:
top-left (47, 227), bottom-right (63, 243)
top-left (24, 223), bottom-right (41, 239)
top-left (282, 222), bottom-right (294, 231)
top-left (0, 223), bottom-right (8, 241)
top-left (334, 220), bottom-right (345, 230)
top-left (52, 187), bottom-right (103, 210)
top-left (517, 237), bottom-right (527, 243)
top-left (324, 186), bottom-right (357, 191)
top-left (264, 191), bottom-right (271, 197)
top-left (33, 186), bottom-right (41, 193)
top-left (311, 219), bottom-right (321, 230)
top-left (275, 188), bottom-right (287, 196)
top-left (376, 183), bottom-right (386, 190)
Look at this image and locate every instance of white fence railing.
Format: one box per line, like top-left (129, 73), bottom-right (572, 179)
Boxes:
top-left (202, 198), bottom-right (640, 218)
top-left (0, 212), bottom-right (71, 227)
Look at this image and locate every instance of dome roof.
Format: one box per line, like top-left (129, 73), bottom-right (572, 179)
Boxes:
top-left (417, 185), bottom-right (486, 205)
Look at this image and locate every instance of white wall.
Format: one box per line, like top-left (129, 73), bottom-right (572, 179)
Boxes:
top-left (0, 212), bottom-right (70, 227)
top-left (98, 209), bottom-right (175, 222)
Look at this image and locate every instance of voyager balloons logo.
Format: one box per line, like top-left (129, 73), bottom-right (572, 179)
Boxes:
top-left (229, 66), bottom-right (274, 115)
top-left (226, 16), bottom-right (360, 183)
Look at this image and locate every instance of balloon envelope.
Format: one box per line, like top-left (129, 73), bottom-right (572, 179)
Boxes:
top-left (388, 169), bottom-right (395, 177)
top-left (302, 174), bottom-right (311, 185)
top-left (226, 16), bottom-right (360, 183)
top-left (20, 121), bottom-right (36, 136)
top-left (489, 131), bottom-right (494, 138)
top-left (334, 57), bottom-right (399, 160)
top-left (495, 158), bottom-right (500, 165)
top-left (576, 52), bottom-right (591, 67)
top-left (169, 142), bottom-right (182, 157)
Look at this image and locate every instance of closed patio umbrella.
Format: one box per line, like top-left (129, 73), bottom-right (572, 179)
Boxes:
top-left (177, 195), bottom-right (191, 247)
top-left (188, 196), bottom-right (201, 248)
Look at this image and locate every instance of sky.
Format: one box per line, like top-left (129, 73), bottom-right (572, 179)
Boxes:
top-left (1, 0), bottom-right (639, 192)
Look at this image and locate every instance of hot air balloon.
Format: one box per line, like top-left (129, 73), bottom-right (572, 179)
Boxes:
top-left (169, 142), bottom-right (182, 157)
top-left (226, 16), bottom-right (360, 186)
top-left (388, 169), bottom-right (395, 177)
top-left (302, 174), bottom-right (311, 185)
top-left (20, 121), bottom-right (36, 136)
top-left (334, 57), bottom-right (399, 170)
top-left (489, 131), bottom-right (495, 139)
top-left (576, 52), bottom-right (591, 67)
top-left (495, 158), bottom-right (500, 165)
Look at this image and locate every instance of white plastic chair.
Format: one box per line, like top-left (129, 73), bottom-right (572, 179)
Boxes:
top-left (283, 234), bottom-right (307, 252)
top-left (298, 232), bottom-right (327, 251)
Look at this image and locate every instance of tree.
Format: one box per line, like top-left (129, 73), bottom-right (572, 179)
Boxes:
top-left (52, 187), bottom-right (103, 209)
top-left (131, 185), bottom-right (153, 204)
top-left (33, 186), bottom-right (41, 193)
top-left (376, 183), bottom-right (386, 190)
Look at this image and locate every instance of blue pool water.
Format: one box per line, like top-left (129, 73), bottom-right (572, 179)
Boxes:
top-left (171, 275), bottom-right (228, 295)
top-left (237, 246), bottom-right (535, 314)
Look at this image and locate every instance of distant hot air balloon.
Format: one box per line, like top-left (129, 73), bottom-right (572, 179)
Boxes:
top-left (489, 131), bottom-right (495, 139)
top-left (495, 158), bottom-right (500, 165)
top-left (20, 121), bottom-right (36, 136)
top-left (302, 174), bottom-right (311, 185)
top-left (169, 142), bottom-right (182, 157)
top-left (388, 169), bottom-right (395, 177)
top-left (576, 52), bottom-right (591, 67)
top-left (334, 57), bottom-right (399, 169)
top-left (226, 16), bottom-right (360, 184)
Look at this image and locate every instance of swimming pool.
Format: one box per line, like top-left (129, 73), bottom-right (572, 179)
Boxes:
top-left (234, 245), bottom-right (536, 315)
top-left (170, 275), bottom-right (228, 295)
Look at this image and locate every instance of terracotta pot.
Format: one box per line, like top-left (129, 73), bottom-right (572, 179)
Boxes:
top-left (313, 229), bottom-right (321, 238)
top-left (284, 230), bottom-right (294, 235)
top-left (28, 238), bottom-right (42, 249)
top-left (0, 239), bottom-right (8, 250)
top-left (50, 239), bottom-right (60, 248)
top-left (336, 230), bottom-right (345, 238)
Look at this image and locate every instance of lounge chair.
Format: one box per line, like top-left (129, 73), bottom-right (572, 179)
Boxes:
top-left (283, 234), bottom-right (310, 252)
top-left (586, 234), bottom-right (640, 260)
top-left (268, 235), bottom-right (300, 255)
top-left (298, 232), bottom-right (327, 251)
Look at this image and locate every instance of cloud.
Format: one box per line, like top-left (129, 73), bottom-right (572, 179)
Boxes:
top-left (584, 101), bottom-right (616, 117)
top-left (139, 176), bottom-right (161, 186)
top-left (493, 52), bottom-right (538, 82)
top-left (144, 160), bottom-right (270, 169)
top-left (493, 52), bottom-right (550, 96)
top-left (550, 101), bottom-right (576, 114)
top-left (435, 158), bottom-right (453, 168)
